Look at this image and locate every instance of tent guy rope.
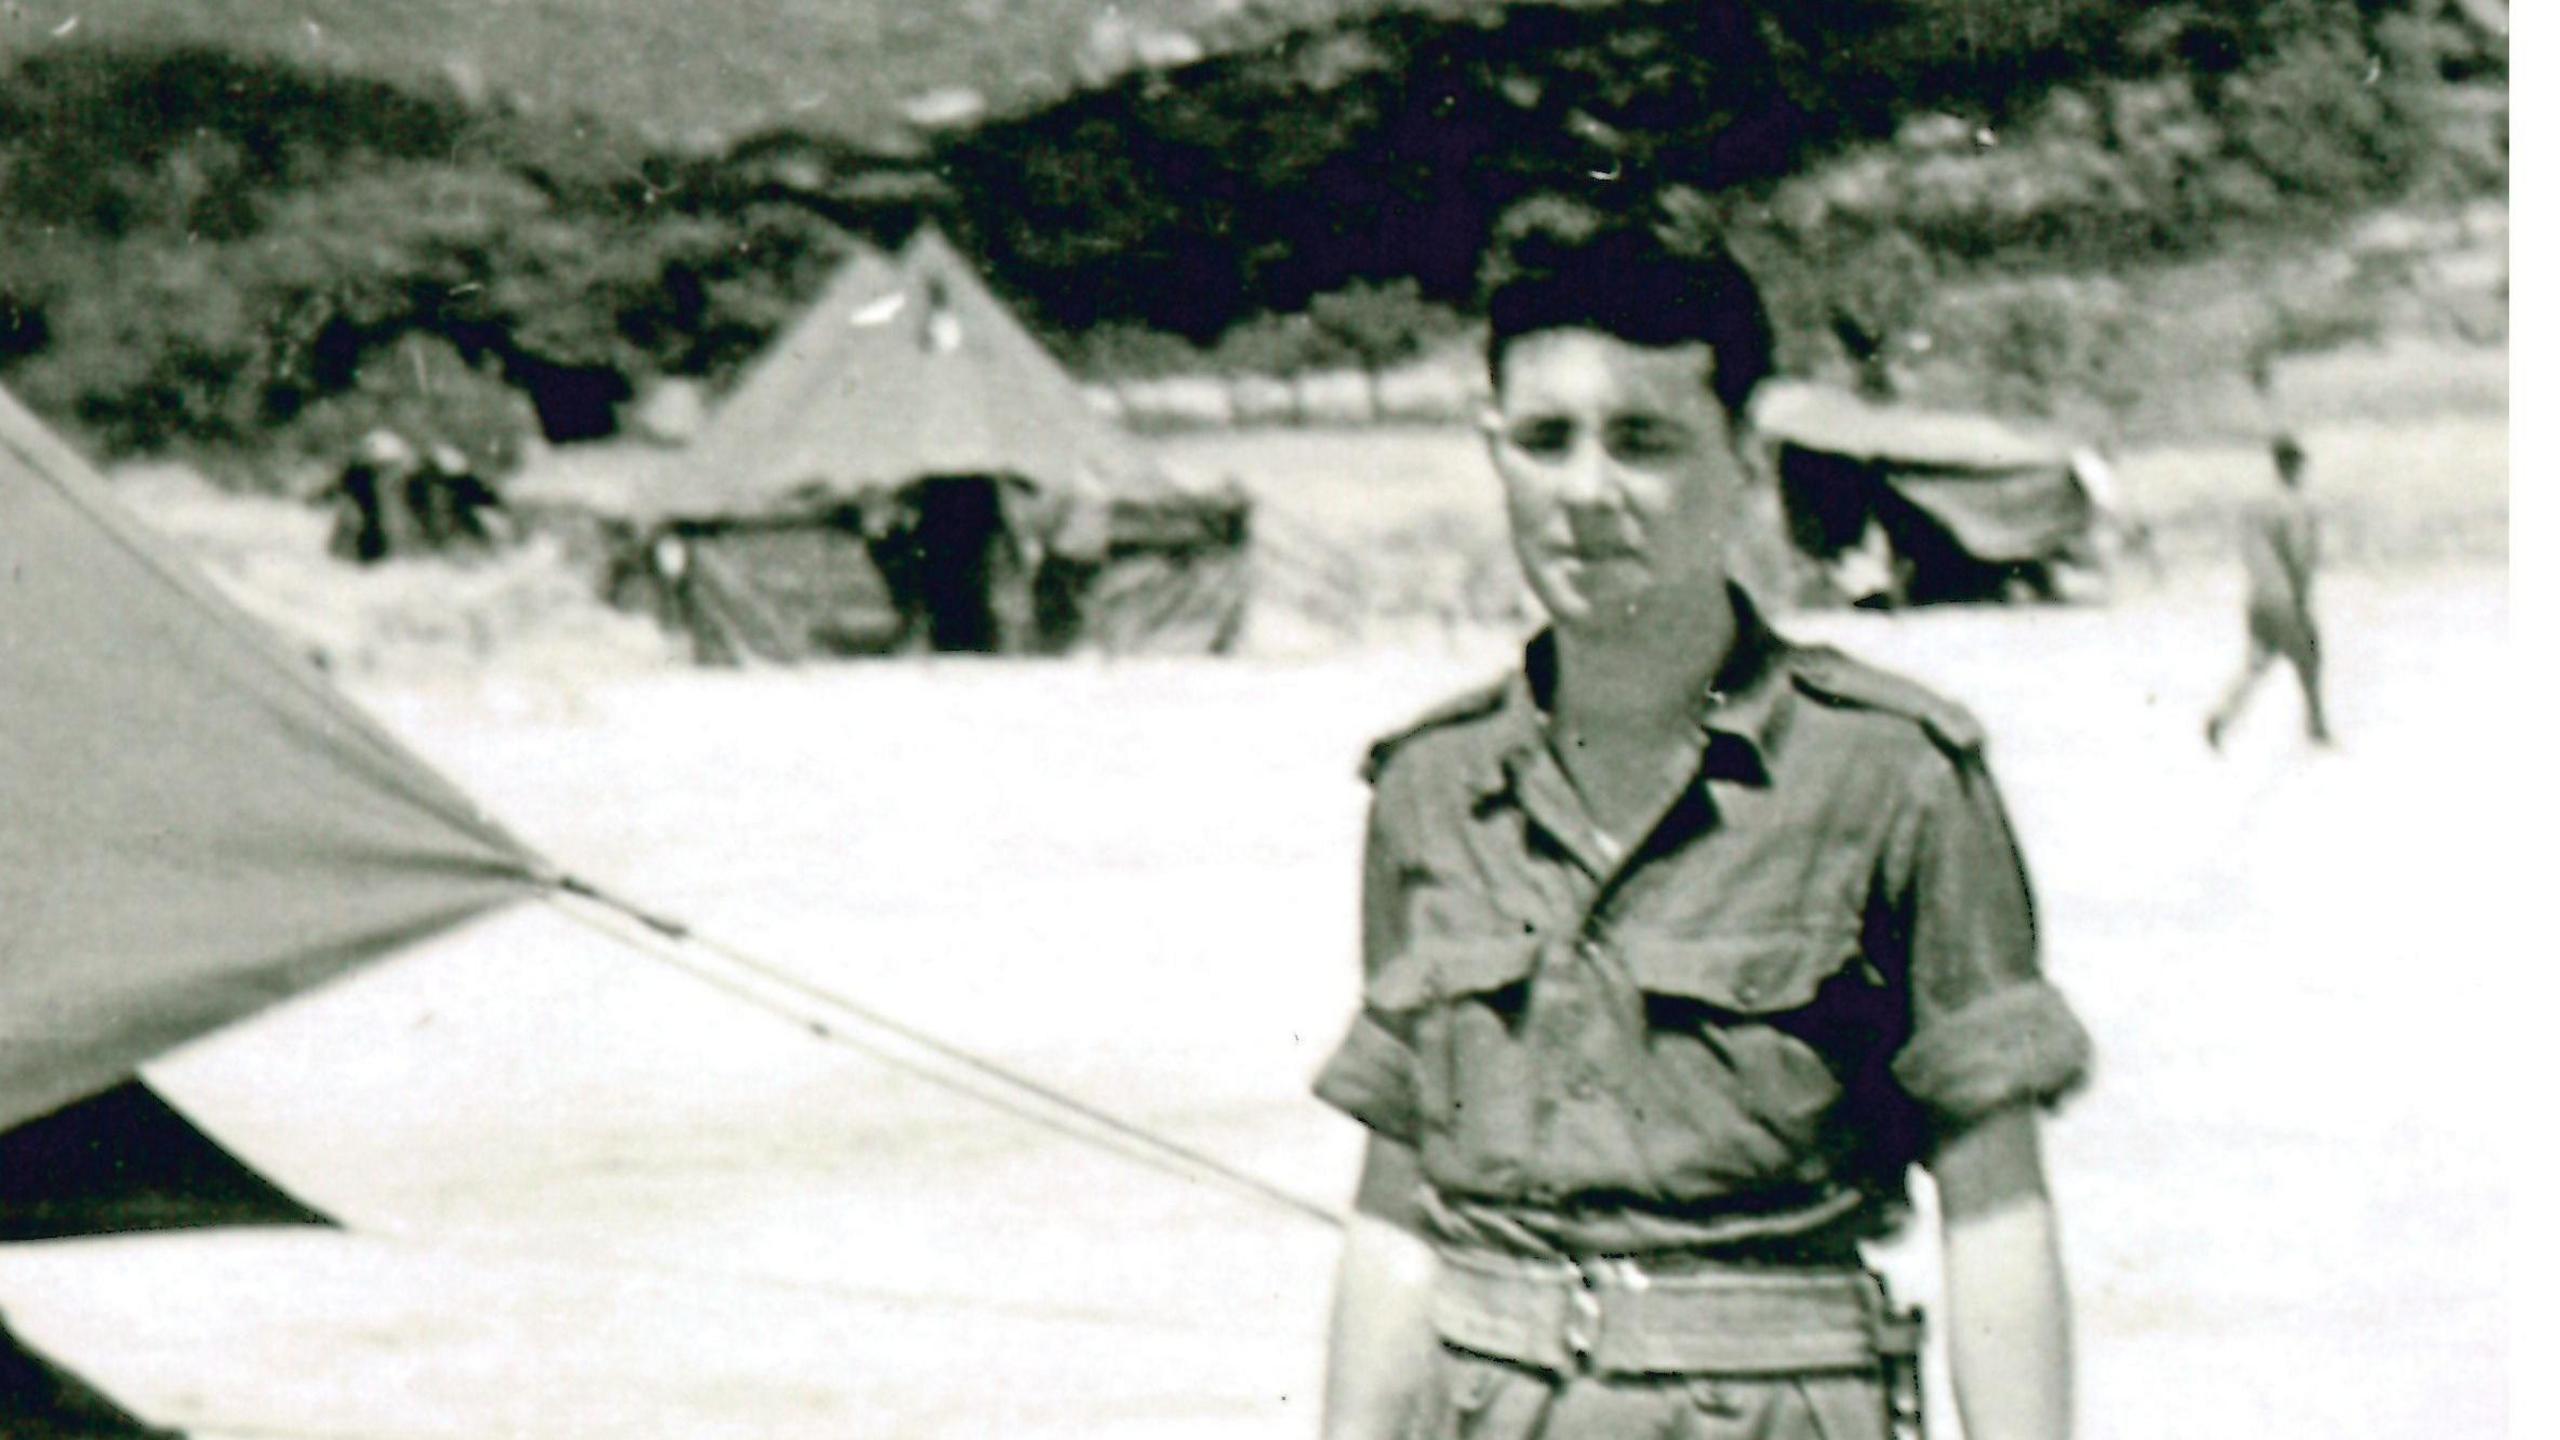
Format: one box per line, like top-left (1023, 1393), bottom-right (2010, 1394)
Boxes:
top-left (546, 875), bottom-right (1347, 1232)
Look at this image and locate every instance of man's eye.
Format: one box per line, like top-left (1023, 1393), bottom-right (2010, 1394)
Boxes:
top-left (1507, 420), bottom-right (1575, 458)
top-left (1604, 420), bottom-right (1693, 461)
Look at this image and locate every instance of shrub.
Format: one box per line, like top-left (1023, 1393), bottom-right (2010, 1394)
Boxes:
top-left (1209, 310), bottom-right (1346, 378)
top-left (273, 334), bottom-right (541, 481)
top-left (1306, 277), bottom-right (1457, 375)
top-left (1063, 322), bottom-right (1212, 380)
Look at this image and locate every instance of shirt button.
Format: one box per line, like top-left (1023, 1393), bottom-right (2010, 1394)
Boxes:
top-left (1574, 936), bottom-right (1606, 961)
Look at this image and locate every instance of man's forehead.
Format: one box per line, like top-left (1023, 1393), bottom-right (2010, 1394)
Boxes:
top-left (1495, 328), bottom-right (1720, 409)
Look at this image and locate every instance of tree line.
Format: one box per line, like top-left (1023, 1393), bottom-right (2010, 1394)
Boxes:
top-left (0, 0), bottom-right (2504, 482)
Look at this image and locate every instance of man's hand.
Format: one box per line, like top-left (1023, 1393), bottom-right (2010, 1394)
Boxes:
top-left (1321, 1142), bottom-right (1441, 1440)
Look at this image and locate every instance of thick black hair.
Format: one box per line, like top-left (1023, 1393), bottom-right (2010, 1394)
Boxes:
top-left (1482, 189), bottom-right (1775, 422)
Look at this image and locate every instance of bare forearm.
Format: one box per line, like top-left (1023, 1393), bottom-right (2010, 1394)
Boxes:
top-left (1322, 1214), bottom-right (1441, 1440)
top-left (1944, 1198), bottom-right (2071, 1440)
top-left (1935, 1107), bottom-right (2073, 1440)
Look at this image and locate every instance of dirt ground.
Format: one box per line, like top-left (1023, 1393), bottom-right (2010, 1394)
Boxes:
top-left (0, 398), bottom-right (2512, 1438)
top-left (0, 563), bottom-right (2510, 1440)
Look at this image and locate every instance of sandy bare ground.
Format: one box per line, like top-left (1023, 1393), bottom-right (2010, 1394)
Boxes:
top-left (0, 545), bottom-right (2509, 1438)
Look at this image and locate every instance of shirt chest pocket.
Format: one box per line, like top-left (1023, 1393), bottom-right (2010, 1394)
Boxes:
top-left (1364, 927), bottom-right (1888, 1146)
top-left (1614, 927), bottom-right (1875, 1018)
top-left (1364, 935), bottom-right (1543, 1134)
top-left (1614, 928), bottom-right (1886, 1140)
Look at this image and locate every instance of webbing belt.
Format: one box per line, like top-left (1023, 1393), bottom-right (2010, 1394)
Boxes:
top-left (1431, 1248), bottom-right (1922, 1378)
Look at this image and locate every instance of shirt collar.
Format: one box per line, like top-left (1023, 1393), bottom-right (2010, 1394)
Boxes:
top-left (1476, 585), bottom-right (1794, 800)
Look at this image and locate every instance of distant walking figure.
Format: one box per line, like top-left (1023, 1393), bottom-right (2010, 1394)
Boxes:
top-left (2206, 435), bottom-right (2331, 748)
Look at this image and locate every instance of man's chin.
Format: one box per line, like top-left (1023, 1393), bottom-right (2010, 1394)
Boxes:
top-left (1537, 572), bottom-right (1735, 636)
top-left (1533, 567), bottom-right (1640, 619)
top-left (1540, 590), bottom-right (1649, 635)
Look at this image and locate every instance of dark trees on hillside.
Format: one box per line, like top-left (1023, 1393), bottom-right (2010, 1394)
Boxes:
top-left (0, 2), bottom-right (2501, 472)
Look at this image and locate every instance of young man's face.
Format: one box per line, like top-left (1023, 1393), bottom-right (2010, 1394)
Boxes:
top-left (1484, 327), bottom-right (1755, 634)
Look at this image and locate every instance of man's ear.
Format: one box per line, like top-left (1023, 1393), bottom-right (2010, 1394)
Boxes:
top-left (1729, 413), bottom-right (1775, 487)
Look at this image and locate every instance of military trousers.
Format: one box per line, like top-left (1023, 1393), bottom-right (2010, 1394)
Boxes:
top-left (1405, 1346), bottom-right (1894, 1440)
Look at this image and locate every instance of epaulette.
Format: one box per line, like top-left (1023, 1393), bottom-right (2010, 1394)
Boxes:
top-left (1359, 676), bottom-right (1510, 784)
top-left (1785, 645), bottom-right (1987, 758)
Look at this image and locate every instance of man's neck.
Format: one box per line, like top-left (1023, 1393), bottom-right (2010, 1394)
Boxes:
top-left (1550, 582), bottom-right (1739, 735)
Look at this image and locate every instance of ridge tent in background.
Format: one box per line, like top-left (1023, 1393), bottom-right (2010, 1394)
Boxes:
top-left (1751, 381), bottom-right (2096, 607)
top-left (516, 226), bottom-right (1250, 663)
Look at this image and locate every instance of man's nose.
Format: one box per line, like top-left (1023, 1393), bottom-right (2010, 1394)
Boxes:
top-left (1550, 437), bottom-right (1619, 507)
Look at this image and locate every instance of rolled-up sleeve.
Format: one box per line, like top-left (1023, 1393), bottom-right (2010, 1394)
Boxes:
top-left (1882, 749), bottom-right (2092, 1133)
top-left (1312, 774), bottom-right (1426, 1145)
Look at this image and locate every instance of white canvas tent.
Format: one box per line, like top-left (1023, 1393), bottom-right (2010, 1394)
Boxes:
top-left (524, 227), bottom-right (1250, 663)
top-left (1750, 381), bottom-right (2096, 605)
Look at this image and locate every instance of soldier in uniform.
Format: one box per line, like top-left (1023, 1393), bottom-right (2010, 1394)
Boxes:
top-left (324, 429), bottom-right (420, 565)
top-left (411, 442), bottom-right (514, 554)
top-left (1314, 194), bottom-right (2092, 1440)
top-left (2204, 434), bottom-right (2331, 749)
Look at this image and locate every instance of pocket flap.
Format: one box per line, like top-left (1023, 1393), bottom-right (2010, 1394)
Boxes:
top-left (1618, 929), bottom-right (1862, 1014)
top-left (1365, 936), bottom-right (1543, 1012)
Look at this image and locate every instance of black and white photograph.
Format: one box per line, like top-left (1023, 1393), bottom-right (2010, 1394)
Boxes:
top-left (0, 3), bottom-right (2515, 1437)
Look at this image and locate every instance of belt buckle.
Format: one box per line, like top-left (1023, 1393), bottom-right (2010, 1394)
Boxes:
top-left (1562, 1257), bottom-right (1644, 1371)
top-left (1563, 1262), bottom-right (1602, 1369)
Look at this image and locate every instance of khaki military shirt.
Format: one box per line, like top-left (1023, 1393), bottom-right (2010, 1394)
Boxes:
top-left (1314, 597), bottom-right (2091, 1260)
top-left (2241, 492), bottom-right (2320, 633)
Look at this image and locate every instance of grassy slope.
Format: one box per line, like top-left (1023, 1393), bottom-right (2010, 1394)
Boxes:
top-left (0, 0), bottom-right (1496, 143)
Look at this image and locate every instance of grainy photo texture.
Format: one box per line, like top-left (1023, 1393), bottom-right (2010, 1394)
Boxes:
top-left (0, 3), bottom-right (2509, 1438)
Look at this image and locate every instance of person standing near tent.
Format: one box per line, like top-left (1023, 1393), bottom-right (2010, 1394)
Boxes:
top-left (2064, 440), bottom-right (2156, 586)
top-left (1313, 193), bottom-right (2090, 1440)
top-left (2204, 434), bottom-right (2332, 749)
top-left (325, 429), bottom-right (421, 565)
top-left (411, 441), bottom-right (515, 554)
